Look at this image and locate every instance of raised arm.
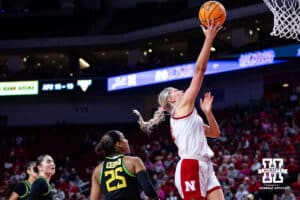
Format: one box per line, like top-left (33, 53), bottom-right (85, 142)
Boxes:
top-left (178, 21), bottom-right (221, 114)
top-left (200, 92), bottom-right (220, 138)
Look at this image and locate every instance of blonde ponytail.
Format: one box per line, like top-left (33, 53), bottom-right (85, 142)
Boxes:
top-left (133, 108), bottom-right (165, 135)
top-left (133, 87), bottom-right (174, 135)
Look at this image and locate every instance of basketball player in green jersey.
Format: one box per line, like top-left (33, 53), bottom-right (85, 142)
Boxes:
top-left (9, 161), bottom-right (38, 200)
top-left (90, 130), bottom-right (158, 200)
top-left (28, 154), bottom-right (55, 200)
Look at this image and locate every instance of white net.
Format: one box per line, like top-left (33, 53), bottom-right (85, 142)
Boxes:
top-left (263, 0), bottom-right (300, 41)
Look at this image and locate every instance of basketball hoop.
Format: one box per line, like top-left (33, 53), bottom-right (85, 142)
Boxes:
top-left (263, 0), bottom-right (300, 41)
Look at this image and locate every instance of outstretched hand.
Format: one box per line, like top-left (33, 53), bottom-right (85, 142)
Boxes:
top-left (201, 19), bottom-right (222, 40)
top-left (200, 92), bottom-right (214, 114)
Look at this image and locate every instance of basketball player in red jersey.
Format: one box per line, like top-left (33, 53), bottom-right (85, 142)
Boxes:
top-left (133, 20), bottom-right (224, 200)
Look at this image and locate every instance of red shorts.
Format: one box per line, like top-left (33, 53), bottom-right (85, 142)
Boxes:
top-left (174, 158), bottom-right (221, 199)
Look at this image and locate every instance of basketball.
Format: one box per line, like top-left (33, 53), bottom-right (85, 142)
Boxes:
top-left (198, 1), bottom-right (226, 28)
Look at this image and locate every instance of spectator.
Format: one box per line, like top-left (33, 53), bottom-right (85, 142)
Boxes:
top-left (250, 158), bottom-right (262, 173)
top-left (223, 185), bottom-right (234, 200)
top-left (280, 186), bottom-right (296, 200)
top-left (52, 188), bottom-right (66, 200)
top-left (291, 173), bottom-right (300, 197)
top-left (235, 184), bottom-right (249, 200)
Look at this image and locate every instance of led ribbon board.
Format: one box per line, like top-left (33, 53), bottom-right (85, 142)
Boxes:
top-left (226, 44), bottom-right (300, 58)
top-left (40, 79), bottom-right (92, 93)
top-left (107, 56), bottom-right (286, 91)
top-left (0, 81), bottom-right (39, 96)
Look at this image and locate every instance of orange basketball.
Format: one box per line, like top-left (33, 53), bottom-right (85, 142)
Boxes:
top-left (199, 1), bottom-right (226, 28)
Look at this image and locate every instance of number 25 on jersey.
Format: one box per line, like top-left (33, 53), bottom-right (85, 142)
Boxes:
top-left (104, 167), bottom-right (127, 192)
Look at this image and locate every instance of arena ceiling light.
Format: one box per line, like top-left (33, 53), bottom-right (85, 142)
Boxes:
top-left (282, 83), bottom-right (289, 88)
top-left (79, 58), bottom-right (90, 69)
